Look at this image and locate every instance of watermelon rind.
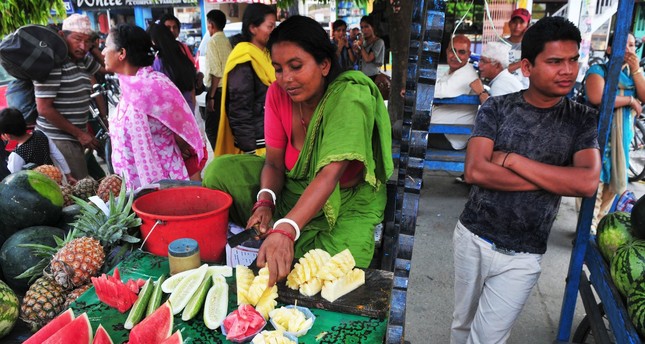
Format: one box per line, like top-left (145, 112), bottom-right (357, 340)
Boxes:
top-left (92, 324), bottom-right (114, 344)
top-left (129, 301), bottom-right (173, 344)
top-left (610, 240), bottom-right (645, 297)
top-left (0, 226), bottom-right (65, 291)
top-left (0, 171), bottom-right (63, 234)
top-left (23, 309), bottom-right (74, 344)
top-left (0, 280), bottom-right (19, 339)
top-left (597, 212), bottom-right (633, 262)
top-left (42, 312), bottom-right (92, 344)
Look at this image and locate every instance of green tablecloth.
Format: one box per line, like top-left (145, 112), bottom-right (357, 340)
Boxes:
top-left (70, 250), bottom-right (387, 343)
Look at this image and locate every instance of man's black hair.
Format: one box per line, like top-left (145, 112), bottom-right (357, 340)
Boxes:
top-left (332, 19), bottom-right (347, 32)
top-left (0, 108), bottom-right (27, 136)
top-left (207, 10), bottom-right (227, 31)
top-left (521, 16), bottom-right (581, 65)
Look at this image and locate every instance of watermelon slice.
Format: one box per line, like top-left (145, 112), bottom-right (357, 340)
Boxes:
top-left (42, 312), bottom-right (92, 344)
top-left (92, 325), bottom-right (114, 344)
top-left (91, 268), bottom-right (145, 313)
top-left (24, 309), bottom-right (75, 344)
top-left (128, 302), bottom-right (173, 344)
top-left (160, 331), bottom-right (183, 344)
top-left (222, 305), bottom-right (266, 342)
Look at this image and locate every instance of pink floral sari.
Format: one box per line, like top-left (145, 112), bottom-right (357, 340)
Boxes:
top-left (112, 67), bottom-right (204, 190)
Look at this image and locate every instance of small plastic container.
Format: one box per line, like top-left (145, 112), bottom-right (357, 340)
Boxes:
top-left (167, 238), bottom-right (200, 275)
top-left (269, 305), bottom-right (315, 337)
top-left (221, 311), bottom-right (267, 343)
top-left (251, 330), bottom-right (298, 343)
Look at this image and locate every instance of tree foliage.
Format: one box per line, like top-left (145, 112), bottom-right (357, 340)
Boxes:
top-left (0, 0), bottom-right (66, 37)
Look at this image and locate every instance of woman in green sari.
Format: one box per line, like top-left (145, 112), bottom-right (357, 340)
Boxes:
top-left (203, 15), bottom-right (393, 285)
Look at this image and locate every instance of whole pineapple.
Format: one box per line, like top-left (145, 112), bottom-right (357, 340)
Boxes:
top-left (60, 184), bottom-right (75, 207)
top-left (20, 276), bottom-right (68, 331)
top-left (50, 236), bottom-right (105, 289)
top-left (97, 174), bottom-right (123, 202)
top-left (63, 284), bottom-right (92, 309)
top-left (73, 177), bottom-right (99, 201)
top-left (34, 165), bottom-right (63, 184)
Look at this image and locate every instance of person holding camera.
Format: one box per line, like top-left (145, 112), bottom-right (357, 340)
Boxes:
top-left (331, 19), bottom-right (356, 71)
top-left (352, 15), bottom-right (384, 81)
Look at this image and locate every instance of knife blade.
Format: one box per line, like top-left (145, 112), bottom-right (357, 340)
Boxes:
top-left (228, 225), bottom-right (261, 248)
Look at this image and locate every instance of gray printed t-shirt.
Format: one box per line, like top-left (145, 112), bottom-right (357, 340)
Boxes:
top-left (459, 92), bottom-right (599, 254)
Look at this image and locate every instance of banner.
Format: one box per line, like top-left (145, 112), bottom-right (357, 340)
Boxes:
top-left (75, 0), bottom-right (198, 10)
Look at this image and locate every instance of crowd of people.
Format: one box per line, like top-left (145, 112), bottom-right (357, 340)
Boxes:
top-left (0, 5), bottom-right (643, 342)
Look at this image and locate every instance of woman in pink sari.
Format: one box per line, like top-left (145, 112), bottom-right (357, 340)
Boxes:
top-left (102, 24), bottom-right (205, 190)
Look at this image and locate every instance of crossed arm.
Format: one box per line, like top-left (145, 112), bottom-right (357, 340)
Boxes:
top-left (464, 137), bottom-right (600, 197)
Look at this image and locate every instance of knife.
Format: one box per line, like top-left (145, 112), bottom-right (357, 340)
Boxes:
top-left (228, 225), bottom-right (261, 248)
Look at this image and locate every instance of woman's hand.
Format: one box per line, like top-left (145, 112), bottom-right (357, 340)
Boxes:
top-left (625, 51), bottom-right (640, 72)
top-left (246, 206), bottom-right (273, 235)
top-left (630, 96), bottom-right (643, 115)
top-left (256, 231), bottom-right (294, 287)
top-left (174, 134), bottom-right (193, 159)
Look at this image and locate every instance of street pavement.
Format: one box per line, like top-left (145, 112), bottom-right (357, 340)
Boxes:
top-left (404, 170), bottom-right (645, 343)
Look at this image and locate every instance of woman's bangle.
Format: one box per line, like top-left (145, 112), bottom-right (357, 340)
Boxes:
top-left (502, 152), bottom-right (511, 168)
top-left (257, 188), bottom-right (276, 204)
top-left (632, 67), bottom-right (643, 76)
top-left (268, 228), bottom-right (295, 242)
top-left (630, 96), bottom-right (635, 106)
top-left (273, 218), bottom-right (300, 241)
top-left (252, 199), bottom-right (275, 214)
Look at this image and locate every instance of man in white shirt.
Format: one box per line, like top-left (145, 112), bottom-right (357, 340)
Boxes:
top-left (430, 35), bottom-right (480, 150)
top-left (470, 41), bottom-right (524, 100)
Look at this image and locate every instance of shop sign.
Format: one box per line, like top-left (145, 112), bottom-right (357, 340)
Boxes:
top-left (75, 0), bottom-right (196, 9)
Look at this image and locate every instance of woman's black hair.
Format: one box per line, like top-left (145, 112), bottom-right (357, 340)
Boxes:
top-left (147, 23), bottom-right (196, 92)
top-left (332, 19), bottom-right (347, 32)
top-left (109, 24), bottom-right (155, 67)
top-left (605, 32), bottom-right (635, 58)
top-left (0, 107), bottom-right (27, 136)
top-left (267, 15), bottom-right (341, 88)
top-left (241, 4), bottom-right (276, 42)
top-left (521, 16), bottom-right (581, 65)
top-left (360, 15), bottom-right (375, 29)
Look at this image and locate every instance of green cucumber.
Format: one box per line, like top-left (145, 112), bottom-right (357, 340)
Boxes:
top-left (124, 277), bottom-right (154, 329)
top-left (181, 273), bottom-right (213, 321)
top-left (204, 275), bottom-right (229, 330)
top-left (146, 274), bottom-right (167, 317)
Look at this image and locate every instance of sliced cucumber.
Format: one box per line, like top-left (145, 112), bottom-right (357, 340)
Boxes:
top-left (168, 264), bottom-right (209, 315)
top-left (204, 275), bottom-right (229, 330)
top-left (181, 273), bottom-right (213, 321)
top-left (124, 277), bottom-right (154, 329)
top-left (146, 274), bottom-right (166, 317)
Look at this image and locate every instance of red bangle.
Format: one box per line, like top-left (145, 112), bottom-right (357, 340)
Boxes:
top-left (268, 228), bottom-right (295, 242)
top-left (252, 199), bottom-right (275, 213)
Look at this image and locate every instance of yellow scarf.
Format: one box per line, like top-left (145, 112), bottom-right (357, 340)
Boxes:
top-left (214, 42), bottom-right (276, 156)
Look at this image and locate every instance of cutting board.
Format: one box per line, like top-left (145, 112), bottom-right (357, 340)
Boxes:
top-left (244, 266), bottom-right (394, 319)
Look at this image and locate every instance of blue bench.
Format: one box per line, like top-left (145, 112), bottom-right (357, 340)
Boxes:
top-left (426, 94), bottom-right (479, 172)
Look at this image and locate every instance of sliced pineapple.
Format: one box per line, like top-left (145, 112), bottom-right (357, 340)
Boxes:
top-left (235, 265), bottom-right (254, 305)
top-left (286, 249), bottom-right (330, 289)
top-left (321, 268), bottom-right (365, 302)
top-left (254, 284), bottom-right (278, 319)
top-left (269, 306), bottom-right (312, 333)
top-left (247, 266), bottom-right (270, 306)
top-left (316, 249), bottom-right (355, 282)
top-left (298, 277), bottom-right (323, 297)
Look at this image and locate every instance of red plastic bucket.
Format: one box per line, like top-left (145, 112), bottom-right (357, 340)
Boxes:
top-left (132, 186), bottom-right (233, 262)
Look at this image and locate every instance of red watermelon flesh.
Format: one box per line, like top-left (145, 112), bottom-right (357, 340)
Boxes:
top-left (160, 331), bottom-right (183, 344)
top-left (24, 309), bottom-right (75, 344)
top-left (42, 312), bottom-right (92, 344)
top-left (223, 304), bottom-right (266, 341)
top-left (92, 325), bottom-right (114, 344)
top-left (91, 268), bottom-right (145, 313)
top-left (128, 302), bottom-right (173, 344)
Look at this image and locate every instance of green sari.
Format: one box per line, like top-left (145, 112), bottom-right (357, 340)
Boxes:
top-left (203, 71), bottom-right (393, 267)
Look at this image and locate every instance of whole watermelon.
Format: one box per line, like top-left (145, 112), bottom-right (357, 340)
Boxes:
top-left (0, 280), bottom-right (19, 339)
top-left (628, 274), bottom-right (645, 338)
top-left (0, 226), bottom-right (65, 292)
top-left (0, 171), bottom-right (64, 236)
top-left (610, 240), bottom-right (645, 297)
top-left (597, 212), bottom-right (633, 262)
top-left (630, 195), bottom-right (645, 240)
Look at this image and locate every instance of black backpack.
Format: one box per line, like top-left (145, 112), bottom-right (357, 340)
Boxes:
top-left (0, 25), bottom-right (68, 81)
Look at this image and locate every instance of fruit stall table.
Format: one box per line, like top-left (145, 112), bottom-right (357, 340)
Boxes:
top-left (556, 1), bottom-right (643, 342)
top-left (68, 250), bottom-right (393, 343)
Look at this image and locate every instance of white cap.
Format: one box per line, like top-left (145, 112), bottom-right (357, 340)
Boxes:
top-left (349, 24), bottom-right (360, 30)
top-left (481, 41), bottom-right (512, 69)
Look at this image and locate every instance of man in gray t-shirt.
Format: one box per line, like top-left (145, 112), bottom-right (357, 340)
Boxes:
top-left (451, 17), bottom-right (600, 344)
